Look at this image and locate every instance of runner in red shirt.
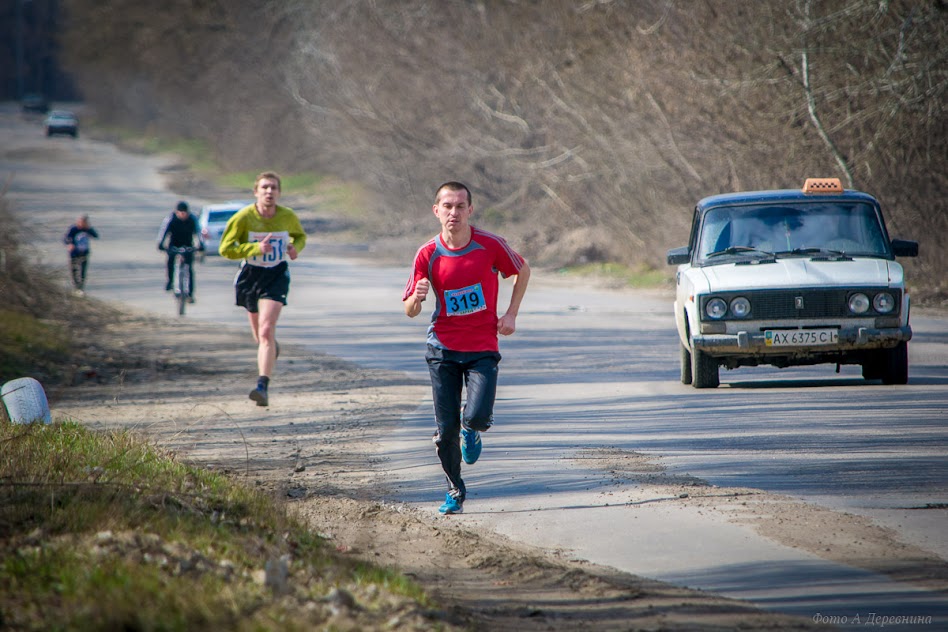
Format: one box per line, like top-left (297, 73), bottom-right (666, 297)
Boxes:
top-left (403, 181), bottom-right (530, 514)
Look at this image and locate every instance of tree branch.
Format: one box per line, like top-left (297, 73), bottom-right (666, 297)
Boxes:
top-left (800, 0), bottom-right (854, 187)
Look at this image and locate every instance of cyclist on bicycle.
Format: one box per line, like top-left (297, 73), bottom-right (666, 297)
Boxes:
top-left (157, 200), bottom-right (204, 301)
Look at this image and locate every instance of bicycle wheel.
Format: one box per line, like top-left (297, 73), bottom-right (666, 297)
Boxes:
top-left (182, 262), bottom-right (192, 313)
top-left (181, 262), bottom-right (192, 297)
top-left (175, 256), bottom-right (187, 315)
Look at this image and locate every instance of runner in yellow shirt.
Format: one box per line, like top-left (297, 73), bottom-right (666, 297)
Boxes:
top-left (219, 171), bottom-right (307, 406)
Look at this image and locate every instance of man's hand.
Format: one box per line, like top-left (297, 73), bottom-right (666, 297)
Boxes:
top-left (404, 278), bottom-right (430, 318)
top-left (497, 313), bottom-right (517, 336)
top-left (414, 278), bottom-right (430, 302)
top-left (287, 243), bottom-right (299, 260)
top-left (497, 264), bottom-right (529, 336)
top-left (258, 233), bottom-right (274, 255)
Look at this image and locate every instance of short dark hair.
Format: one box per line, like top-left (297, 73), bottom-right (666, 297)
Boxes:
top-left (435, 181), bottom-right (472, 205)
top-left (176, 201), bottom-right (189, 212)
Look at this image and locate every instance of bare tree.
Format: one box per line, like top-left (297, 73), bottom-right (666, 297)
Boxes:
top-left (799, 0), bottom-right (855, 187)
top-left (56, 0), bottom-right (947, 298)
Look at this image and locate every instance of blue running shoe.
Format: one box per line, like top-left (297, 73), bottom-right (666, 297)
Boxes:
top-left (461, 426), bottom-right (482, 464)
top-left (438, 492), bottom-right (463, 515)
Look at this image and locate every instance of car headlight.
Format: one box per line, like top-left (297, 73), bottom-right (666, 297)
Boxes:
top-left (705, 297), bottom-right (728, 320)
top-left (848, 293), bottom-right (870, 314)
top-left (873, 292), bottom-right (896, 314)
top-left (730, 297), bottom-right (751, 318)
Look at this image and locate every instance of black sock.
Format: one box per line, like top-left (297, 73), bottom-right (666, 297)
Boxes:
top-left (257, 376), bottom-right (270, 390)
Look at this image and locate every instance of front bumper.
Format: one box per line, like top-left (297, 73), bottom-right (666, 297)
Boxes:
top-left (694, 325), bottom-right (912, 354)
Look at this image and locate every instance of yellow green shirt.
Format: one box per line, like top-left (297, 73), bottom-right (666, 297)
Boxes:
top-left (218, 204), bottom-right (307, 265)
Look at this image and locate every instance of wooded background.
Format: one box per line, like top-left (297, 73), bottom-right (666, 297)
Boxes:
top-left (52, 0), bottom-right (947, 300)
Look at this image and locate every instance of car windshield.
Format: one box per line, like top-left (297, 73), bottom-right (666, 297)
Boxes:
top-left (697, 202), bottom-right (889, 262)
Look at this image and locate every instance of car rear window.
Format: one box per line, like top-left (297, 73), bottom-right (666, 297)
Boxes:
top-left (208, 210), bottom-right (239, 222)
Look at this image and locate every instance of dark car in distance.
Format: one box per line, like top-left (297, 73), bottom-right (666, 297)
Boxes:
top-left (21, 93), bottom-right (50, 114)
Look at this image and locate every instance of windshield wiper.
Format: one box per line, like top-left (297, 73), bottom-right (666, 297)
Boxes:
top-left (706, 246), bottom-right (775, 258)
top-left (777, 247), bottom-right (851, 259)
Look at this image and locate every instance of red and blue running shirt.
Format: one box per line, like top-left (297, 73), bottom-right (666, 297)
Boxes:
top-left (403, 227), bottom-right (526, 352)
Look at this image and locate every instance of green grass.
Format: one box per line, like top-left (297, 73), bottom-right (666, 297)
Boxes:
top-left (89, 121), bottom-right (372, 223)
top-left (91, 124), bottom-right (219, 172)
top-left (219, 171), bottom-right (324, 195)
top-left (146, 137), bottom-right (220, 175)
top-left (557, 262), bottom-right (673, 289)
top-left (0, 310), bottom-right (71, 384)
top-left (220, 171), bottom-right (373, 224)
top-left (0, 420), bottom-right (434, 630)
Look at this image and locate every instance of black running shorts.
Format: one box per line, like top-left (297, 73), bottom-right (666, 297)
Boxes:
top-left (234, 261), bottom-right (290, 313)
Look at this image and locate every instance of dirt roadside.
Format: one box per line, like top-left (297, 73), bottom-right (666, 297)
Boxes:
top-left (46, 299), bottom-right (946, 631)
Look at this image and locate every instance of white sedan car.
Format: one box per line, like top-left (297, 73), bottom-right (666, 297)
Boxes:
top-left (667, 178), bottom-right (918, 388)
top-left (198, 201), bottom-right (250, 256)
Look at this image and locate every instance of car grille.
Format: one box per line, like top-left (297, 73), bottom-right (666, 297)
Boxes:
top-left (702, 288), bottom-right (900, 320)
top-left (753, 290), bottom-right (848, 318)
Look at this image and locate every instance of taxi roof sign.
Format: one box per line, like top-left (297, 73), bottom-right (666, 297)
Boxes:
top-left (803, 177), bottom-right (843, 194)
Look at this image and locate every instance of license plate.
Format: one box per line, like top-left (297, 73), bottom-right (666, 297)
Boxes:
top-left (765, 329), bottom-right (839, 346)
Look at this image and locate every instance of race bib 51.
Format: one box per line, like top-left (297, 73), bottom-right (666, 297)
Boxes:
top-left (248, 231), bottom-right (289, 267)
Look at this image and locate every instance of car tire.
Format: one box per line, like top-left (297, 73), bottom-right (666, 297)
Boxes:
top-left (880, 342), bottom-right (908, 385)
top-left (690, 344), bottom-right (719, 389)
top-left (1, 377), bottom-right (52, 424)
top-left (861, 353), bottom-right (883, 380)
top-left (679, 342), bottom-right (693, 385)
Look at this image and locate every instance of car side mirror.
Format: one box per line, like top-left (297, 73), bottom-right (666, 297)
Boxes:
top-left (891, 239), bottom-right (919, 257)
top-left (667, 246), bottom-right (690, 265)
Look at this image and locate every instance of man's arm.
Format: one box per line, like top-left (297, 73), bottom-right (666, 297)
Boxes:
top-left (287, 213), bottom-right (306, 260)
top-left (156, 215), bottom-right (171, 250)
top-left (497, 261), bottom-right (530, 336)
top-left (189, 216), bottom-right (204, 250)
top-left (218, 214), bottom-right (261, 260)
top-left (404, 278), bottom-right (430, 318)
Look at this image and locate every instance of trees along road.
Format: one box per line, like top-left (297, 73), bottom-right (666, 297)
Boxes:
top-left (3, 104), bottom-right (947, 625)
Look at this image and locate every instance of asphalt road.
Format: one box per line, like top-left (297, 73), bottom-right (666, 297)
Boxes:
top-left (3, 103), bottom-right (947, 626)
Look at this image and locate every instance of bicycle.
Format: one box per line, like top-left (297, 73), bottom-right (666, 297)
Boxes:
top-left (168, 245), bottom-right (198, 315)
